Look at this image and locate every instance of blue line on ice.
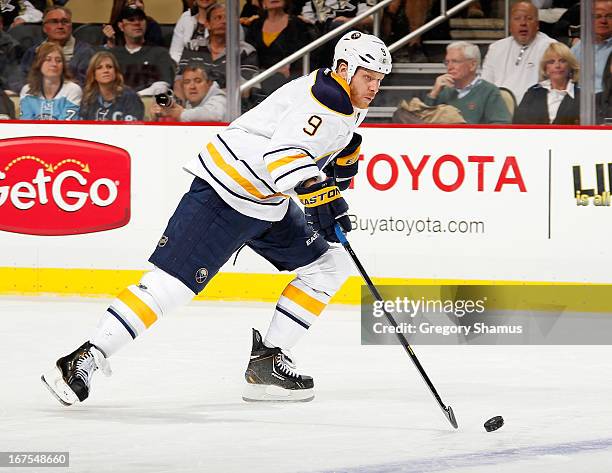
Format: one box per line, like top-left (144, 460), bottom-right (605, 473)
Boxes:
top-left (312, 437), bottom-right (612, 473)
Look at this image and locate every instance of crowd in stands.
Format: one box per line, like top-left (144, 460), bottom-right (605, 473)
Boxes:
top-left (0, 0), bottom-right (610, 124)
top-left (399, 0), bottom-right (611, 125)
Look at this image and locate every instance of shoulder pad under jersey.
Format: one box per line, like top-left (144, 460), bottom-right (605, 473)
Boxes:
top-left (310, 68), bottom-right (354, 116)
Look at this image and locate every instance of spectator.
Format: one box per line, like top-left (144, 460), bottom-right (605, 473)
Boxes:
top-left (514, 42), bottom-right (580, 124)
top-left (0, 88), bottom-right (16, 119)
top-left (384, 0), bottom-right (432, 61)
top-left (300, 0), bottom-right (373, 30)
top-left (424, 41), bottom-right (512, 124)
top-left (245, 0), bottom-right (315, 93)
top-left (532, 0), bottom-right (579, 41)
top-left (80, 51), bottom-right (144, 121)
top-left (571, 0), bottom-right (612, 93)
top-left (18, 6), bottom-right (94, 91)
top-left (103, 0), bottom-right (163, 48)
top-left (596, 51), bottom-right (612, 123)
top-left (0, 26), bottom-right (23, 90)
top-left (241, 0), bottom-right (262, 26)
top-left (19, 42), bottom-right (81, 120)
top-left (482, 0), bottom-right (556, 103)
top-left (110, 7), bottom-right (175, 95)
top-left (300, 0), bottom-right (374, 68)
top-left (170, 0), bottom-right (216, 64)
top-left (151, 61), bottom-right (226, 122)
top-left (176, 4), bottom-right (258, 94)
top-left (1, 1), bottom-right (43, 30)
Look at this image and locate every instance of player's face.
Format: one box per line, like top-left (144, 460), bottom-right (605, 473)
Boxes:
top-left (510, 2), bottom-right (538, 45)
top-left (349, 67), bottom-right (385, 109)
top-left (95, 58), bottom-right (117, 86)
top-left (43, 9), bottom-right (72, 44)
top-left (183, 69), bottom-right (211, 105)
top-left (40, 51), bottom-right (63, 79)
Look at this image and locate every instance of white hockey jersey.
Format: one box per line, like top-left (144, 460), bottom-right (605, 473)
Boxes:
top-left (183, 68), bottom-right (367, 221)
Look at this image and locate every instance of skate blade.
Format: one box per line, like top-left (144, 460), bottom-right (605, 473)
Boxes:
top-left (41, 367), bottom-right (79, 406)
top-left (242, 383), bottom-right (314, 403)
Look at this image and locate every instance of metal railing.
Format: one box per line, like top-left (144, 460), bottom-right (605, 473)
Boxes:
top-left (238, 0), bottom-right (395, 94)
top-left (227, 0), bottom-right (478, 120)
top-left (387, 0), bottom-right (477, 52)
top-left (226, 0), bottom-right (599, 124)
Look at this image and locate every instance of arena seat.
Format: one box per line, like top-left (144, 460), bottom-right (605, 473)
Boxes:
top-left (73, 23), bottom-right (105, 47)
top-left (7, 23), bottom-right (43, 51)
top-left (159, 24), bottom-right (175, 49)
top-left (10, 95), bottom-right (20, 118)
top-left (141, 95), bottom-right (155, 121)
top-left (498, 87), bottom-right (517, 119)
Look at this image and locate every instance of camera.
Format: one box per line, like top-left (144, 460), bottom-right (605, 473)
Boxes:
top-left (155, 89), bottom-right (175, 108)
top-left (568, 25), bottom-right (580, 39)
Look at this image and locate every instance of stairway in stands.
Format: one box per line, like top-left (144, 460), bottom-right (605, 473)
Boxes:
top-left (367, 17), bottom-right (505, 123)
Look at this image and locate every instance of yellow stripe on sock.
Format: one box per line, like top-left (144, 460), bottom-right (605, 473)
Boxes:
top-left (117, 288), bottom-right (158, 328)
top-left (282, 284), bottom-right (326, 316)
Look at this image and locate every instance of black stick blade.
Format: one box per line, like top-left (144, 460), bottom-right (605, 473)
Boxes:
top-left (445, 405), bottom-right (458, 429)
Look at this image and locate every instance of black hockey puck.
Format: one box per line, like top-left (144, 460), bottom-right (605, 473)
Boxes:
top-left (484, 416), bottom-right (504, 432)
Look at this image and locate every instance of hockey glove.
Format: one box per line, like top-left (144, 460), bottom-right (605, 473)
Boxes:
top-left (295, 178), bottom-right (351, 243)
top-left (323, 133), bottom-right (361, 191)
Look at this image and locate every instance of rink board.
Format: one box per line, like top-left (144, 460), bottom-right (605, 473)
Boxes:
top-left (0, 122), bottom-right (610, 302)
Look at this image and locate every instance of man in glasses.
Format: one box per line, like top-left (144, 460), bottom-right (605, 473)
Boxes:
top-left (571, 0), bottom-right (612, 93)
top-left (481, 0), bottom-right (555, 103)
top-left (425, 41), bottom-right (511, 124)
top-left (16, 6), bottom-right (94, 92)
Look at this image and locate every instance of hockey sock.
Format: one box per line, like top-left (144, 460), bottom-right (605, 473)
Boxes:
top-left (91, 268), bottom-right (195, 357)
top-left (264, 246), bottom-right (351, 350)
top-left (264, 278), bottom-right (331, 350)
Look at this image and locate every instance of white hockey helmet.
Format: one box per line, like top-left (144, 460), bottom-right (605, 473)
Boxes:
top-left (332, 31), bottom-right (392, 84)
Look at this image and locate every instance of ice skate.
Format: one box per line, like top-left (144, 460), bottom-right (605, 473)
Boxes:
top-left (41, 341), bottom-right (111, 406)
top-left (243, 329), bottom-right (314, 402)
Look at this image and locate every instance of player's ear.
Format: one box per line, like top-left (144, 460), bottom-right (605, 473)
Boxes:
top-left (336, 62), bottom-right (348, 80)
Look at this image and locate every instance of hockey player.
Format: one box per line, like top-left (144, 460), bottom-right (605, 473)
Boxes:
top-left (42, 30), bottom-right (392, 404)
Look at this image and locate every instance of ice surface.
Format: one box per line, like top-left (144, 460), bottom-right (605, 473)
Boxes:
top-left (1, 297), bottom-right (611, 473)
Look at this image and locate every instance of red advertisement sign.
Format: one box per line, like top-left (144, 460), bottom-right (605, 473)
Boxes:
top-left (0, 137), bottom-right (131, 235)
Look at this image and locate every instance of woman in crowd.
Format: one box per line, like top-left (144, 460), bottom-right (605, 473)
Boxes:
top-left (596, 52), bottom-right (612, 124)
top-left (80, 51), bottom-right (144, 121)
top-left (514, 42), bottom-right (580, 125)
top-left (20, 42), bottom-right (81, 120)
top-left (170, 0), bottom-right (217, 64)
top-left (245, 0), bottom-right (314, 93)
top-left (104, 0), bottom-right (163, 48)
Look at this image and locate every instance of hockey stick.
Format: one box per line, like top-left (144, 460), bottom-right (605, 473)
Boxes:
top-left (334, 224), bottom-right (458, 429)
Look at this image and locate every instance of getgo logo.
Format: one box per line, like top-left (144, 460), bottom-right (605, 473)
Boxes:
top-left (0, 137), bottom-right (130, 235)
